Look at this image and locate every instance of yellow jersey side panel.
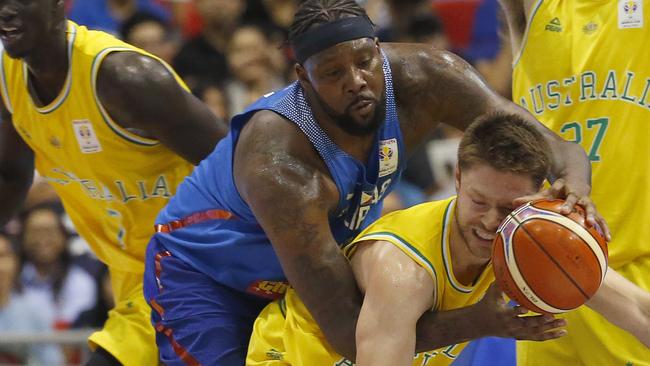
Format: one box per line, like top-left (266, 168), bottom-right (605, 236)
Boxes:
top-left (1, 21), bottom-right (193, 273)
top-left (513, 1), bottom-right (650, 364)
top-left (513, 0), bottom-right (650, 268)
top-left (248, 197), bottom-right (495, 366)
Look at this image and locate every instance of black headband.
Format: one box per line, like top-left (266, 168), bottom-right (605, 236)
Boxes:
top-left (291, 16), bottom-right (375, 64)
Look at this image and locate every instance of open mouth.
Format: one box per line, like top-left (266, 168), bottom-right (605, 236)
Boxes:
top-left (473, 228), bottom-right (496, 244)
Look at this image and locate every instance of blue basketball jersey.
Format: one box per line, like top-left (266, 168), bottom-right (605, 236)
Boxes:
top-left (155, 52), bottom-right (405, 297)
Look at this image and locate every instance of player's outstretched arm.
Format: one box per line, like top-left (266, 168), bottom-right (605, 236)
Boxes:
top-left (0, 102), bottom-right (34, 225)
top-left (586, 268), bottom-right (650, 348)
top-left (96, 52), bottom-right (229, 165)
top-left (390, 45), bottom-right (608, 239)
top-left (234, 110), bottom-right (361, 359)
top-left (350, 241), bottom-right (434, 366)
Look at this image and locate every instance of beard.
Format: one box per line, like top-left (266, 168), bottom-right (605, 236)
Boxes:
top-left (313, 90), bottom-right (387, 137)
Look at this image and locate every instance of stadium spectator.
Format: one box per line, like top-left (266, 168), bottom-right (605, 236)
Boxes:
top-left (0, 231), bottom-right (65, 365)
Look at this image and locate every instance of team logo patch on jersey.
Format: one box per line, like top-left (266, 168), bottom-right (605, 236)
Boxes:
top-left (72, 120), bottom-right (102, 153)
top-left (378, 138), bottom-right (398, 178)
top-left (619, 0), bottom-right (643, 28)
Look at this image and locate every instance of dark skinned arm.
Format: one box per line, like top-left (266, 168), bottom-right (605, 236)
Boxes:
top-left (96, 51), bottom-right (228, 165)
top-left (234, 110), bottom-right (361, 359)
top-left (389, 44), bottom-right (608, 239)
top-left (0, 100), bottom-right (34, 225)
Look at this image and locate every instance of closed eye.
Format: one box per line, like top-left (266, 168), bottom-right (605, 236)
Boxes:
top-left (357, 58), bottom-right (372, 69)
top-left (472, 199), bottom-right (486, 207)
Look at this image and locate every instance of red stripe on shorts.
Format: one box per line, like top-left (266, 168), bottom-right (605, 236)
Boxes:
top-left (149, 250), bottom-right (201, 366)
top-left (154, 322), bottom-right (201, 366)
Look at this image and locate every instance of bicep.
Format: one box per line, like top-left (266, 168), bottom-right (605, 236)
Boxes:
top-left (354, 241), bottom-right (434, 365)
top-left (405, 49), bottom-right (504, 132)
top-left (233, 112), bottom-right (345, 288)
top-left (97, 52), bottom-right (227, 164)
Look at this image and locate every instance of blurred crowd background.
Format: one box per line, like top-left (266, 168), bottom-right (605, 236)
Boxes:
top-left (0, 0), bottom-right (513, 364)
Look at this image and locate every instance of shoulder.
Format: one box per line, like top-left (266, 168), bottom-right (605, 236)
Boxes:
top-left (237, 109), bottom-right (327, 172)
top-left (383, 43), bottom-right (473, 88)
top-left (234, 109), bottom-right (337, 209)
top-left (357, 200), bottom-right (451, 242)
top-left (352, 240), bottom-right (435, 300)
top-left (98, 51), bottom-right (175, 87)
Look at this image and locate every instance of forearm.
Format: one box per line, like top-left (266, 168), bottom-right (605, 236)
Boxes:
top-left (288, 248), bottom-right (362, 360)
top-left (587, 269), bottom-right (650, 347)
top-left (504, 101), bottom-right (592, 188)
top-left (415, 305), bottom-right (488, 352)
top-left (357, 304), bottom-right (419, 366)
top-left (357, 327), bottom-right (415, 366)
top-left (547, 137), bottom-right (591, 189)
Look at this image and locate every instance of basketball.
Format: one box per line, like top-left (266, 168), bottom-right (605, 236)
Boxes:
top-left (491, 199), bottom-right (608, 314)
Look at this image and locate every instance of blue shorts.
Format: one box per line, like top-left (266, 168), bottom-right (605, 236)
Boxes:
top-left (143, 236), bottom-right (270, 366)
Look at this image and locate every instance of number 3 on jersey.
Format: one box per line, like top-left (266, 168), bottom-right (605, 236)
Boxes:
top-left (559, 117), bottom-right (609, 162)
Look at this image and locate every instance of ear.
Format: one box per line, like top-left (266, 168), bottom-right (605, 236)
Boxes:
top-left (454, 165), bottom-right (461, 193)
top-left (374, 37), bottom-right (380, 52)
top-left (295, 63), bottom-right (310, 87)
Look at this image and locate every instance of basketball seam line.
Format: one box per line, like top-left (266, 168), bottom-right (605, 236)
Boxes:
top-left (513, 214), bottom-right (591, 302)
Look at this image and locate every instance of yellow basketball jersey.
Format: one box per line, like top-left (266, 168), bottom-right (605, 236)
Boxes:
top-left (512, 0), bottom-right (650, 268)
top-left (345, 197), bottom-right (494, 365)
top-left (513, 2), bottom-right (650, 365)
top-left (0, 21), bottom-right (193, 273)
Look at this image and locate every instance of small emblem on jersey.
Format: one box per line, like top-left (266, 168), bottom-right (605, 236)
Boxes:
top-left (378, 138), bottom-right (398, 178)
top-left (583, 22), bottom-right (598, 34)
top-left (619, 0), bottom-right (643, 28)
top-left (265, 349), bottom-right (284, 361)
top-left (72, 119), bottom-right (102, 153)
top-left (545, 17), bottom-right (562, 32)
top-left (49, 136), bottom-right (61, 148)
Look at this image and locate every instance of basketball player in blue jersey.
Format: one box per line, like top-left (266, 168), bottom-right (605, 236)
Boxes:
top-left (143, 1), bottom-right (610, 365)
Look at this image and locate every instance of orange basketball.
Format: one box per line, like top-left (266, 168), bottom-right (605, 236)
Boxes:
top-left (491, 199), bottom-right (608, 314)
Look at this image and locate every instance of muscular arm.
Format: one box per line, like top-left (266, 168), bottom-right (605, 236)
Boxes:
top-left (391, 45), bottom-right (589, 190)
top-left (96, 52), bottom-right (228, 164)
top-left (391, 44), bottom-right (595, 225)
top-left (234, 111), bottom-right (361, 359)
top-left (586, 268), bottom-right (650, 347)
top-left (351, 241), bottom-right (434, 366)
top-left (350, 240), bottom-right (565, 357)
top-left (0, 105), bottom-right (34, 225)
